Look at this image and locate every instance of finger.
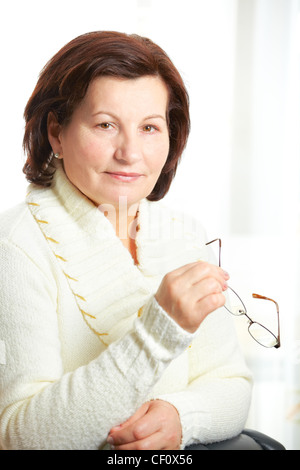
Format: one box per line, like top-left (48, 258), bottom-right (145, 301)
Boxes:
top-left (160, 258), bottom-right (227, 284)
top-left (193, 276), bottom-right (227, 298)
top-left (161, 264), bottom-right (227, 307)
top-left (187, 262), bottom-right (228, 287)
top-left (155, 261), bottom-right (229, 332)
top-left (175, 277), bottom-right (223, 312)
top-left (112, 430), bottom-right (166, 451)
top-left (196, 291), bottom-right (226, 317)
top-left (171, 289), bottom-right (226, 332)
top-left (109, 402), bottom-right (149, 435)
top-left (109, 407), bottom-right (159, 446)
top-left (173, 263), bottom-right (228, 292)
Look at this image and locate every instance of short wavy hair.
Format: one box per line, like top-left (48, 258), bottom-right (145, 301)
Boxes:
top-left (23, 31), bottom-right (190, 201)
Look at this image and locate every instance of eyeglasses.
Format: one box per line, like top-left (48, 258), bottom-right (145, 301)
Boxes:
top-left (206, 239), bottom-right (280, 349)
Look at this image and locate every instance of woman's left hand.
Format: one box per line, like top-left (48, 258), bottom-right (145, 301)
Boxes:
top-left (107, 400), bottom-right (182, 450)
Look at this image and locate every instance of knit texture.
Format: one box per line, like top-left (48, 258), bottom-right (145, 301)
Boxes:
top-left (0, 162), bottom-right (252, 449)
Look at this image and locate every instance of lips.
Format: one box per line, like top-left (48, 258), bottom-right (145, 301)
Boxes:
top-left (105, 171), bottom-right (143, 182)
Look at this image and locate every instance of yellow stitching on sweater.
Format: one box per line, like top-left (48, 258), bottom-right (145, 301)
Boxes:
top-left (74, 293), bottom-right (86, 302)
top-left (138, 307), bottom-right (143, 317)
top-left (64, 272), bottom-right (79, 282)
top-left (80, 309), bottom-right (96, 319)
top-left (79, 311), bottom-right (109, 346)
top-left (36, 218), bottom-right (49, 224)
top-left (55, 254), bottom-right (67, 262)
top-left (28, 198), bottom-right (110, 345)
top-left (46, 236), bottom-right (59, 244)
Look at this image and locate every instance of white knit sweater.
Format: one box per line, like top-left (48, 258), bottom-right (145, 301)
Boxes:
top-left (0, 162), bottom-right (252, 450)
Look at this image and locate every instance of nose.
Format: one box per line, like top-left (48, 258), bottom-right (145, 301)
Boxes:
top-left (114, 130), bottom-right (141, 164)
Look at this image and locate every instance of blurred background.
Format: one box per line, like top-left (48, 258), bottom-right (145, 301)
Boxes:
top-left (0, 0), bottom-right (299, 449)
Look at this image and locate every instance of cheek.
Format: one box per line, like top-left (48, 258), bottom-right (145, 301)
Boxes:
top-left (149, 140), bottom-right (169, 173)
top-left (63, 132), bottom-right (111, 166)
top-left (80, 141), bottom-right (109, 164)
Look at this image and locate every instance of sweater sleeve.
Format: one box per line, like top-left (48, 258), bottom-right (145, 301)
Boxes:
top-left (154, 306), bottom-right (253, 448)
top-left (0, 241), bottom-right (194, 450)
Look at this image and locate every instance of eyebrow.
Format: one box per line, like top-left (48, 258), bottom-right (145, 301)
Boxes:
top-left (92, 111), bottom-right (166, 121)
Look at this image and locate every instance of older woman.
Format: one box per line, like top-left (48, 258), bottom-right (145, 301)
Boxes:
top-left (0, 31), bottom-right (251, 450)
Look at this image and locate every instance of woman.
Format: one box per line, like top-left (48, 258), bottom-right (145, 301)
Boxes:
top-left (0, 31), bottom-right (252, 450)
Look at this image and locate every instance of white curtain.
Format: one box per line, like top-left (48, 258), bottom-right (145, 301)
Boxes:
top-left (163, 0), bottom-right (300, 449)
top-left (227, 0), bottom-right (300, 450)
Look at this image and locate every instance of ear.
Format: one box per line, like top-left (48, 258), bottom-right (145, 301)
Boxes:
top-left (47, 112), bottom-right (63, 155)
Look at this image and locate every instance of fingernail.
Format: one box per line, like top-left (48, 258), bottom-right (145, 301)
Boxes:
top-left (107, 436), bottom-right (114, 445)
top-left (222, 270), bottom-right (230, 280)
top-left (223, 282), bottom-right (228, 291)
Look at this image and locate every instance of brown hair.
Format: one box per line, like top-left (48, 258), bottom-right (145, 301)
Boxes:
top-left (23, 31), bottom-right (190, 201)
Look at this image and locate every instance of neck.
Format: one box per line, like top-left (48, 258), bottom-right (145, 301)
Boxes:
top-left (114, 209), bottom-right (138, 240)
top-left (102, 202), bottom-right (140, 264)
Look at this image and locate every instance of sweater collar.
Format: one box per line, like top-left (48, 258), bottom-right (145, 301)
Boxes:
top-left (26, 161), bottom-right (154, 344)
top-left (26, 161), bottom-right (207, 344)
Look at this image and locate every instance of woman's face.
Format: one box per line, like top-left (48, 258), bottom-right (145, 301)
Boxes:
top-left (49, 75), bottom-right (170, 211)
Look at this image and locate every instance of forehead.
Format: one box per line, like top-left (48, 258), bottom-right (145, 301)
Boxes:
top-left (80, 75), bottom-right (169, 115)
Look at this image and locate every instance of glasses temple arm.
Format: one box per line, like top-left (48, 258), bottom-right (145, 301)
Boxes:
top-left (206, 239), bottom-right (222, 267)
top-left (252, 293), bottom-right (281, 347)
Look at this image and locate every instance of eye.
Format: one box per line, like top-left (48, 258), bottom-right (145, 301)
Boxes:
top-left (142, 125), bottom-right (158, 133)
top-left (98, 122), bottom-right (113, 130)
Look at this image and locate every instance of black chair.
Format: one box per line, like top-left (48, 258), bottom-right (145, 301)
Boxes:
top-left (184, 429), bottom-right (285, 450)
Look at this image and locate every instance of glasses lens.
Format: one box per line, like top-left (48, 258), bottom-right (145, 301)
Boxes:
top-left (224, 287), bottom-right (247, 316)
top-left (248, 322), bottom-right (278, 348)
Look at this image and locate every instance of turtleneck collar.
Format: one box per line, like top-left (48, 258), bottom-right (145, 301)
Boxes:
top-left (26, 160), bottom-right (207, 344)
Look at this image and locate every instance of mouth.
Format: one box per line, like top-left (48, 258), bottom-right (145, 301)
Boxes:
top-left (105, 172), bottom-right (143, 182)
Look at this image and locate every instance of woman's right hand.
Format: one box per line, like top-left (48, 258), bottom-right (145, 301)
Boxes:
top-left (155, 261), bottom-right (229, 333)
